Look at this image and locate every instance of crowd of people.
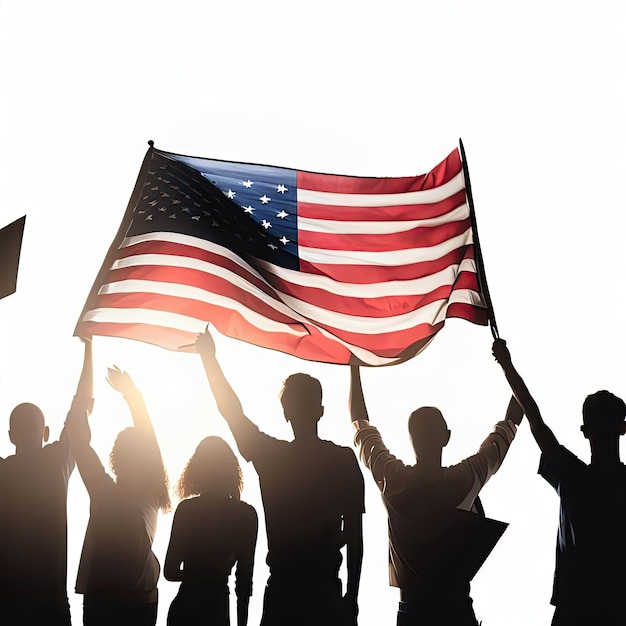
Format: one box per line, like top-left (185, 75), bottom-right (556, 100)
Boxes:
top-left (1, 330), bottom-right (624, 626)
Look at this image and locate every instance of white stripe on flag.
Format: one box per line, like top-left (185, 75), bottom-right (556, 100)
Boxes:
top-left (298, 203), bottom-right (469, 234)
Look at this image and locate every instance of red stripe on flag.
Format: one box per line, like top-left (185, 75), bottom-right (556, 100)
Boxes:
top-left (297, 149), bottom-right (462, 193)
top-left (261, 271), bottom-right (480, 318)
top-left (446, 302), bottom-right (489, 325)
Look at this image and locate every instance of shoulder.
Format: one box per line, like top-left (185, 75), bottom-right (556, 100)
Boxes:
top-left (539, 444), bottom-right (584, 487)
top-left (237, 500), bottom-right (259, 522)
top-left (43, 437), bottom-right (71, 458)
top-left (173, 496), bottom-right (196, 514)
top-left (541, 444), bottom-right (583, 469)
top-left (321, 440), bottom-right (360, 465)
top-left (443, 458), bottom-right (476, 488)
top-left (241, 427), bottom-right (286, 462)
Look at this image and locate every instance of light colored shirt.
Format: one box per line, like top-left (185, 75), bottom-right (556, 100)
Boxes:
top-left (353, 419), bottom-right (516, 589)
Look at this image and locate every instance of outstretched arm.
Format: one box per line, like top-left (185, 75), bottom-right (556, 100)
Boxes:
top-left (61, 338), bottom-right (95, 442)
top-left (195, 330), bottom-right (259, 453)
top-left (349, 364), bottom-right (370, 425)
top-left (106, 365), bottom-right (170, 511)
top-left (65, 404), bottom-right (111, 496)
top-left (106, 367), bottom-right (155, 439)
top-left (504, 395), bottom-right (524, 426)
top-left (493, 339), bottom-right (559, 455)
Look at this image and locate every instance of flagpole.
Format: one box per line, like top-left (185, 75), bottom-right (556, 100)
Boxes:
top-left (74, 140), bottom-right (156, 334)
top-left (458, 138), bottom-right (499, 340)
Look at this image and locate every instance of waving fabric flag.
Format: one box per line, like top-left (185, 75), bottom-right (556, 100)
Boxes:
top-left (75, 144), bottom-right (489, 365)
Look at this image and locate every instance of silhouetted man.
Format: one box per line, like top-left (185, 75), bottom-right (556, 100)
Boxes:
top-left (0, 339), bottom-right (93, 625)
top-left (196, 330), bottom-right (364, 626)
top-left (349, 364), bottom-right (522, 626)
top-left (493, 338), bottom-right (626, 625)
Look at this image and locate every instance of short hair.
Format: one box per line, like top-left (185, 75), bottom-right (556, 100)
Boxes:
top-left (408, 406), bottom-right (447, 441)
top-left (9, 402), bottom-right (45, 432)
top-left (582, 390), bottom-right (626, 432)
top-left (176, 436), bottom-right (243, 501)
top-left (279, 373), bottom-right (322, 409)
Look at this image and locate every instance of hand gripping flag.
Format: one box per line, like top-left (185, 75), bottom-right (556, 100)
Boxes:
top-left (75, 143), bottom-right (492, 365)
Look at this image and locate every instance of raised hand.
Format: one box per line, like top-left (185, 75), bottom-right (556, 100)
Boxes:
top-left (195, 327), bottom-right (216, 357)
top-left (492, 338), bottom-right (512, 367)
top-left (106, 365), bottom-right (138, 397)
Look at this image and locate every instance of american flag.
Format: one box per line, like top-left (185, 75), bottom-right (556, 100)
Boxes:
top-left (75, 145), bottom-right (489, 365)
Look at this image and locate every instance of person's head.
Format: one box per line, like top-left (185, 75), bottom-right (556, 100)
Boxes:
top-left (109, 426), bottom-right (171, 512)
top-left (581, 390), bottom-right (626, 441)
top-left (279, 373), bottom-right (324, 428)
top-left (176, 436), bottom-right (243, 501)
top-left (408, 406), bottom-right (450, 460)
top-left (9, 403), bottom-right (49, 452)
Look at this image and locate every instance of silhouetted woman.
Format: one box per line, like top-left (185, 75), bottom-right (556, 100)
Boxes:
top-left (165, 436), bottom-right (258, 626)
top-left (67, 366), bottom-right (171, 626)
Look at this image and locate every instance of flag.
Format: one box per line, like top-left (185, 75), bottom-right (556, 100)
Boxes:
top-left (0, 215), bottom-right (26, 301)
top-left (75, 145), bottom-right (489, 365)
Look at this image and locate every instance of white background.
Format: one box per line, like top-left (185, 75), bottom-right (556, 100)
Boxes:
top-left (1, 2), bottom-right (625, 624)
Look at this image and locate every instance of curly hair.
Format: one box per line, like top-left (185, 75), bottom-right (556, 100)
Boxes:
top-left (176, 436), bottom-right (243, 501)
top-left (109, 427), bottom-right (171, 513)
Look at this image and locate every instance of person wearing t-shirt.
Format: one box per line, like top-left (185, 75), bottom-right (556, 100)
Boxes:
top-left (195, 329), bottom-right (365, 626)
top-left (493, 338), bottom-right (626, 625)
top-left (164, 436), bottom-right (258, 626)
top-left (0, 338), bottom-right (93, 625)
top-left (348, 364), bottom-right (522, 626)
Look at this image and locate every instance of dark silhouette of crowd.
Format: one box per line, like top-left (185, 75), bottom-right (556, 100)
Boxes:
top-left (1, 329), bottom-right (623, 626)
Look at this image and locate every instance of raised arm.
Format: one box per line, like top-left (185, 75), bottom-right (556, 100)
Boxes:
top-left (504, 395), bottom-right (524, 426)
top-left (195, 330), bottom-right (259, 451)
top-left (106, 366), bottom-right (155, 439)
top-left (492, 338), bottom-right (559, 455)
top-left (105, 365), bottom-right (170, 511)
top-left (349, 364), bottom-right (370, 425)
top-left (74, 338), bottom-right (94, 404)
top-left (65, 404), bottom-right (111, 496)
top-left (61, 338), bottom-right (95, 442)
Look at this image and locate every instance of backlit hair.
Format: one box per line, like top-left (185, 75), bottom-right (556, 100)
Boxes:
top-left (109, 427), bottom-right (171, 512)
top-left (176, 436), bottom-right (243, 501)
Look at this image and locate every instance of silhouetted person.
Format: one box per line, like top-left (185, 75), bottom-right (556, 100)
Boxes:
top-left (349, 364), bottom-right (522, 626)
top-left (0, 338), bottom-right (93, 625)
top-left (165, 436), bottom-right (258, 626)
top-left (195, 330), bottom-right (364, 626)
top-left (493, 338), bottom-right (626, 625)
top-left (67, 365), bottom-right (171, 626)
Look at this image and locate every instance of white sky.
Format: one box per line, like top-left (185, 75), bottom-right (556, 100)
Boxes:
top-left (1, 2), bottom-right (625, 624)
